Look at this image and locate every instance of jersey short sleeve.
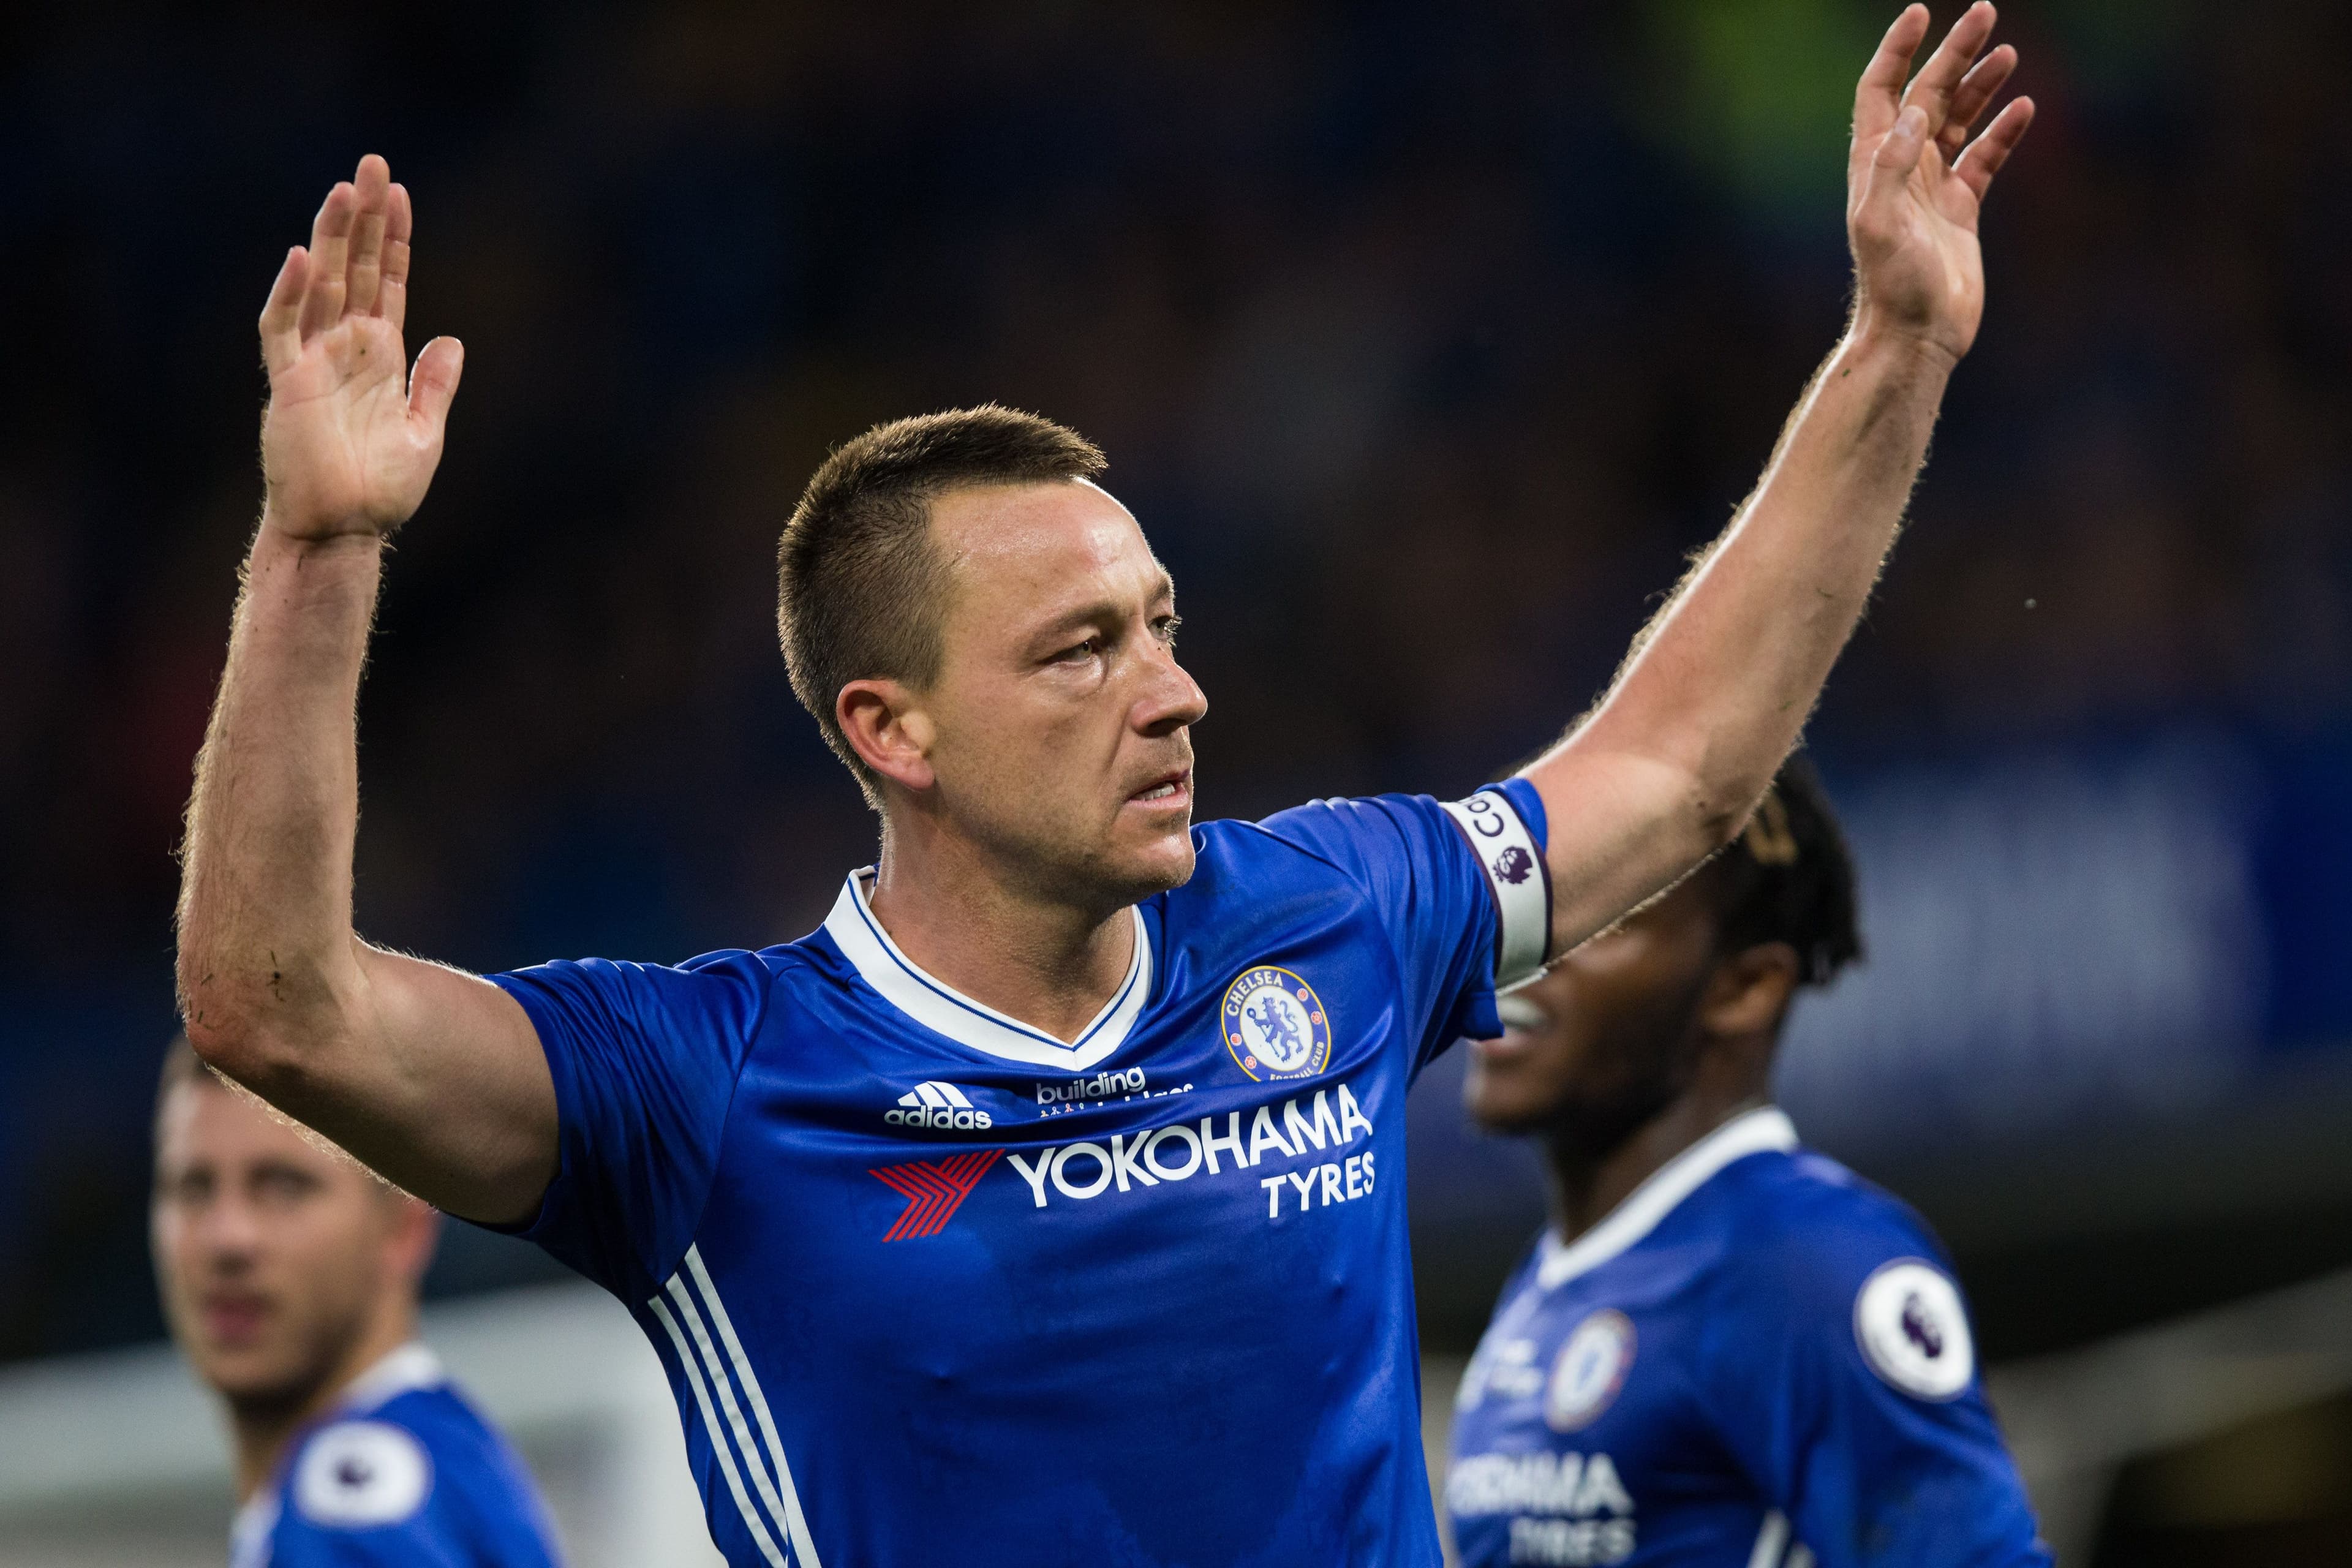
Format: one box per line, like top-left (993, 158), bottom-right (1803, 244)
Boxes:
top-left (486, 950), bottom-right (771, 1300)
top-left (1254, 777), bottom-right (1550, 1071)
top-left (266, 1411), bottom-right (562, 1567)
top-left (1700, 1191), bottom-right (2051, 1567)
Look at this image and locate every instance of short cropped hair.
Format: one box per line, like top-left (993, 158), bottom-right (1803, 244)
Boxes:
top-left (156, 1034), bottom-right (211, 1120)
top-left (776, 405), bottom-right (1107, 804)
top-left (1699, 753), bottom-right (1863, 989)
top-left (153, 1034), bottom-right (395, 1193)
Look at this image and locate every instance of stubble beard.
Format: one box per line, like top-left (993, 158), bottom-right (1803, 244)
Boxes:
top-left (200, 1299), bottom-right (371, 1431)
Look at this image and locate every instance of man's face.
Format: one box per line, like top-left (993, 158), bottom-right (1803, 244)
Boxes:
top-left (1461, 878), bottom-right (1721, 1140)
top-left (916, 480), bottom-right (1207, 908)
top-left (151, 1079), bottom-right (428, 1412)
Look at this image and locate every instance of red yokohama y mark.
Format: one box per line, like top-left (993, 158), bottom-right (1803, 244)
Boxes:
top-left (869, 1148), bottom-right (1003, 1241)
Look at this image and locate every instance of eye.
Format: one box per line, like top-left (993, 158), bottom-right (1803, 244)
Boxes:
top-left (163, 1169), bottom-right (216, 1205)
top-left (254, 1167), bottom-right (320, 1204)
top-left (1054, 636), bottom-right (1102, 664)
top-left (1153, 614), bottom-right (1182, 647)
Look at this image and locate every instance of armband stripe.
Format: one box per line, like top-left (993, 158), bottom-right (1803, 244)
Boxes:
top-left (1440, 787), bottom-right (1551, 990)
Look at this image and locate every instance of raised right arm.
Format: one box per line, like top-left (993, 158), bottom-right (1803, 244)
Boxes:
top-left (177, 154), bottom-right (555, 1224)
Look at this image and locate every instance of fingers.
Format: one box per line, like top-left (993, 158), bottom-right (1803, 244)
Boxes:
top-left (407, 336), bottom-right (465, 435)
top-left (1855, 102), bottom-right (1932, 236)
top-left (1938, 43), bottom-right (2018, 161)
top-left (380, 183), bottom-right (414, 333)
top-left (345, 155), bottom-right (393, 318)
top-left (1855, 4), bottom-right (1932, 146)
top-left (1901, 1), bottom-right (1998, 142)
top-left (258, 246), bottom-right (309, 375)
top-left (297, 181), bottom-right (355, 339)
top-left (1954, 96), bottom-right (2035, 202)
top-left (1873, 104), bottom-right (1931, 179)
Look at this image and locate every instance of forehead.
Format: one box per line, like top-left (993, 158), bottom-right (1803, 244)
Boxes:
top-left (1551, 875), bottom-right (1717, 971)
top-left (157, 1079), bottom-right (341, 1173)
top-left (929, 481), bottom-right (1166, 621)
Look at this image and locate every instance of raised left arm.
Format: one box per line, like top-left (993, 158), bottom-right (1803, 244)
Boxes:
top-left (1523, 2), bottom-right (2032, 956)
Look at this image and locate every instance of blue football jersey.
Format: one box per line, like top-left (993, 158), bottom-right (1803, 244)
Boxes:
top-left (484, 782), bottom-right (1553, 1568)
top-left (1447, 1109), bottom-right (2049, 1568)
top-left (231, 1344), bottom-right (564, 1567)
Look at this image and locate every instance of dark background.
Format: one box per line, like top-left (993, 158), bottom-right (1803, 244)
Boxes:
top-left (3, 1), bottom-right (2349, 1554)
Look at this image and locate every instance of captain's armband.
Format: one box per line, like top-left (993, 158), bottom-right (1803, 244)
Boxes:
top-left (1439, 788), bottom-right (1551, 990)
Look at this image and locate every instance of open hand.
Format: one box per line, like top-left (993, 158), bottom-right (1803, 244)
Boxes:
top-left (1847, 3), bottom-right (2035, 365)
top-left (258, 155), bottom-right (462, 540)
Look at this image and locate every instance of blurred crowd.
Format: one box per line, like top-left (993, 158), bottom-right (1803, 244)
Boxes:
top-left (2, 0), bottom-right (2348, 1362)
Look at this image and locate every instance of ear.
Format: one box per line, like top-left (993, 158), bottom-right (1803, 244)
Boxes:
top-left (384, 1197), bottom-right (440, 1291)
top-left (837, 679), bottom-right (937, 793)
top-left (1697, 942), bottom-right (1801, 1039)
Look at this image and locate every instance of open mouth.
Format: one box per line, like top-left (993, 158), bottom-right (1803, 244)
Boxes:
top-left (1128, 770), bottom-right (1191, 807)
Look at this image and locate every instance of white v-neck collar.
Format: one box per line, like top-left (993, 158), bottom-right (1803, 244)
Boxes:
top-left (821, 870), bottom-right (1153, 1071)
top-left (1536, 1106), bottom-right (1798, 1291)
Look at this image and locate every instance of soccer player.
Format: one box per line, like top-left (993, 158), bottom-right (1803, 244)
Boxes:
top-left (1446, 759), bottom-right (2048, 1567)
top-left (151, 1040), bottom-right (565, 1566)
top-left (175, 7), bottom-right (2031, 1564)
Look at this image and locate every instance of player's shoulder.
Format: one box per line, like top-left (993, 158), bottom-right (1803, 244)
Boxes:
top-left (616, 934), bottom-right (856, 1027)
top-left (680, 937), bottom-right (835, 995)
top-left (1702, 1144), bottom-right (1981, 1393)
top-left (1185, 791), bottom-right (1469, 892)
top-left (277, 1381), bottom-right (554, 1558)
top-left (500, 940), bottom-right (818, 1019)
top-left (1705, 1144), bottom-right (1953, 1305)
top-left (282, 1406), bottom-right (440, 1533)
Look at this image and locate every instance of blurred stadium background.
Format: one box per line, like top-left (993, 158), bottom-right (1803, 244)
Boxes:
top-left (3, 1), bottom-right (2349, 1562)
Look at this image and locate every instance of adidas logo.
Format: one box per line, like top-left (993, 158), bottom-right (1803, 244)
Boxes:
top-left (884, 1080), bottom-right (994, 1131)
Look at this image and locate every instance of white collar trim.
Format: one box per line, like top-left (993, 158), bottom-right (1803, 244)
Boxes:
top-left (335, 1341), bottom-right (445, 1415)
top-left (822, 870), bottom-right (1153, 1070)
top-left (1537, 1107), bottom-right (1798, 1290)
top-left (233, 1342), bottom-right (445, 1556)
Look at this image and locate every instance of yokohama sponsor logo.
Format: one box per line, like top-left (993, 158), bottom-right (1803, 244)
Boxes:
top-left (1447, 1450), bottom-right (1633, 1518)
top-left (870, 1148), bottom-right (1002, 1241)
top-left (1003, 1084), bottom-right (1376, 1210)
top-left (1448, 1451), bottom-right (1637, 1566)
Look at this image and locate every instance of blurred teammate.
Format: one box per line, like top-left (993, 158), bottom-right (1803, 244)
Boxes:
top-left (176, 7), bottom-right (2032, 1564)
top-left (152, 1041), bottom-right (564, 1566)
top-left (1447, 759), bottom-right (2048, 1567)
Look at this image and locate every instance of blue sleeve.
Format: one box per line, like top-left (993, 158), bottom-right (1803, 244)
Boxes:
top-left (271, 1411), bottom-right (563, 1567)
top-left (269, 1481), bottom-right (560, 1568)
top-left (268, 1515), bottom-right (468, 1567)
top-left (1256, 778), bottom-right (1551, 1072)
top-left (484, 950), bottom-right (771, 1301)
top-left (1701, 1207), bottom-right (2051, 1568)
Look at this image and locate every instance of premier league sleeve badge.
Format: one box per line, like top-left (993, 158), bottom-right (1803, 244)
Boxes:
top-left (1853, 1259), bottom-right (1975, 1401)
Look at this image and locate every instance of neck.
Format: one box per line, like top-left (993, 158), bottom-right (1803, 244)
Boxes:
top-left (1543, 1063), bottom-right (1770, 1248)
top-left (229, 1305), bottom-right (418, 1502)
top-left (866, 825), bottom-right (1137, 1045)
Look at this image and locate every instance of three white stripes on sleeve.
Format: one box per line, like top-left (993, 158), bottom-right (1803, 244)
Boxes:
top-left (649, 1246), bottom-right (824, 1568)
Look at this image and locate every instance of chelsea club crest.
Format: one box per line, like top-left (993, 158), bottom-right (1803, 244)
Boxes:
top-left (1221, 966), bottom-right (1333, 1082)
top-left (1545, 1309), bottom-right (1636, 1431)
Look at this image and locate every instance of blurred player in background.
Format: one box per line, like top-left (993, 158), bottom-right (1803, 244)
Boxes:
top-left (1447, 758), bottom-right (2048, 1567)
top-left (151, 1041), bottom-right (564, 1566)
top-left (175, 6), bottom-right (2031, 1564)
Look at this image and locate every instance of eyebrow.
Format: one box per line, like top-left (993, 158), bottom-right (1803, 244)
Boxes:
top-left (1032, 572), bottom-right (1177, 643)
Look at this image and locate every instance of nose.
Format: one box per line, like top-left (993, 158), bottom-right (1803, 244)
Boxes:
top-left (1132, 637), bottom-right (1207, 737)
top-left (190, 1191), bottom-right (265, 1268)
